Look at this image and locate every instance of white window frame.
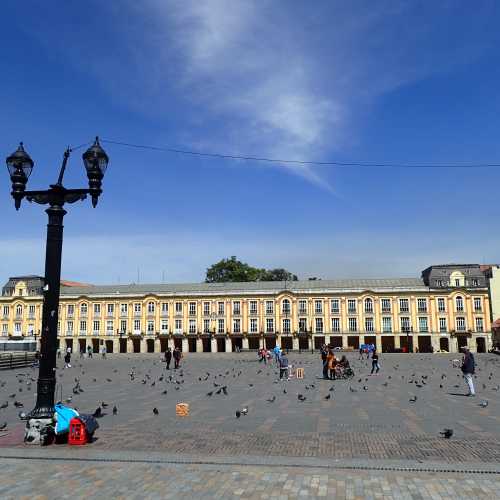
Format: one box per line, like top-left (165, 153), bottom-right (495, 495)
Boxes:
top-left (218, 318), bottom-right (225, 334)
top-left (330, 299), bottom-right (340, 314)
top-left (331, 317), bottom-right (340, 332)
top-left (189, 319), bottom-right (196, 333)
top-left (265, 301), bottom-right (274, 315)
top-left (266, 318), bottom-right (274, 333)
top-left (364, 317), bottom-right (374, 332)
top-left (249, 301), bottom-right (258, 315)
top-left (439, 317), bottom-right (447, 333)
top-left (399, 299), bottom-right (409, 313)
top-left (189, 302), bottom-right (196, 316)
top-left (347, 299), bottom-right (357, 314)
top-left (233, 301), bottom-right (241, 315)
top-left (473, 297), bottom-right (482, 312)
top-left (314, 300), bottom-right (323, 314)
top-left (298, 300), bottom-right (307, 315)
top-left (282, 318), bottom-right (290, 333)
top-left (233, 318), bottom-right (241, 333)
top-left (437, 298), bottom-right (446, 313)
top-left (250, 318), bottom-right (258, 333)
top-left (382, 317), bottom-right (392, 333)
top-left (364, 298), bottom-right (373, 314)
top-left (147, 301), bottom-right (155, 314)
top-left (456, 296), bottom-right (464, 312)
top-left (456, 317), bottom-right (466, 332)
top-left (418, 317), bottom-right (428, 333)
top-left (417, 298), bottom-right (427, 313)
top-left (348, 317), bottom-right (357, 332)
top-left (381, 298), bottom-right (391, 313)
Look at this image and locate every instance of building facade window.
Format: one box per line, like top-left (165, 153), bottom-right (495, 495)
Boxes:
top-left (437, 298), bottom-right (446, 312)
top-left (161, 319), bottom-right (168, 332)
top-left (250, 318), bottom-right (258, 333)
top-left (347, 299), bottom-right (356, 314)
top-left (93, 303), bottom-right (101, 315)
top-left (299, 318), bottom-right (307, 333)
top-left (67, 304), bottom-right (74, 317)
top-left (134, 319), bottom-right (141, 332)
top-left (315, 317), bottom-right (323, 333)
top-left (249, 301), bottom-right (258, 315)
top-left (417, 298), bottom-right (427, 313)
top-left (134, 303), bottom-right (141, 315)
top-left (475, 317), bottom-right (484, 332)
top-left (203, 319), bottom-right (210, 333)
top-left (266, 318), bottom-right (274, 333)
top-left (203, 302), bottom-right (210, 316)
top-left (364, 298), bottom-right (373, 314)
top-left (348, 317), bottom-right (357, 332)
top-left (174, 319), bottom-right (182, 333)
top-left (106, 320), bottom-right (114, 335)
top-left (120, 320), bottom-right (127, 333)
top-left (2, 306), bottom-right (9, 318)
top-left (147, 320), bottom-right (154, 334)
top-left (282, 318), bottom-right (290, 333)
top-left (365, 317), bottom-right (374, 332)
top-left (382, 317), bottom-right (392, 333)
top-left (331, 317), bottom-right (340, 332)
top-left (330, 299), bottom-right (340, 314)
top-left (218, 302), bottom-right (225, 315)
top-left (120, 303), bottom-right (128, 315)
top-left (175, 302), bottom-right (182, 315)
top-left (473, 297), bottom-right (482, 312)
top-left (298, 300), bottom-right (307, 315)
top-left (80, 321), bottom-right (87, 334)
top-left (81, 303), bottom-right (88, 316)
top-left (314, 300), bottom-right (323, 314)
top-left (281, 299), bottom-right (290, 315)
top-left (147, 301), bottom-right (155, 314)
top-left (161, 302), bottom-right (169, 315)
top-left (2, 324), bottom-right (8, 336)
top-left (28, 304), bottom-right (36, 317)
top-left (218, 318), bottom-right (225, 333)
top-left (381, 299), bottom-right (391, 313)
top-left (67, 321), bottom-right (74, 333)
top-left (93, 320), bottom-right (100, 333)
top-left (233, 319), bottom-right (241, 333)
top-left (456, 317), bottom-right (466, 332)
top-left (418, 317), bottom-right (428, 333)
top-left (400, 317), bottom-right (411, 331)
top-left (399, 299), bottom-right (409, 313)
top-left (15, 304), bottom-right (23, 317)
top-left (107, 303), bottom-right (114, 316)
top-left (233, 301), bottom-right (241, 315)
top-left (189, 302), bottom-right (196, 315)
top-left (456, 296), bottom-right (464, 312)
top-left (189, 319), bottom-right (196, 333)
top-left (265, 301), bottom-right (274, 315)
top-left (439, 318), bottom-right (447, 333)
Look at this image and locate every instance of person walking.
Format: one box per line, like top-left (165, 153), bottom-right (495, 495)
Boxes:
top-left (461, 346), bottom-right (475, 396)
top-left (57, 348), bottom-right (61, 360)
top-left (64, 350), bottom-right (71, 369)
top-left (370, 350), bottom-right (380, 375)
top-left (273, 345), bottom-right (281, 366)
top-left (87, 345), bottom-right (93, 358)
top-left (101, 345), bottom-right (107, 359)
top-left (173, 347), bottom-right (181, 369)
top-left (279, 352), bottom-right (289, 380)
top-left (320, 345), bottom-right (329, 379)
top-left (165, 347), bottom-right (172, 369)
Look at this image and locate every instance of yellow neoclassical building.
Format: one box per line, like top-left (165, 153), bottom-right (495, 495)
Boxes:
top-left (0, 264), bottom-right (494, 354)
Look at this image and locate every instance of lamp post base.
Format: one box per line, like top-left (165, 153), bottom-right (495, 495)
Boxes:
top-left (24, 417), bottom-right (55, 446)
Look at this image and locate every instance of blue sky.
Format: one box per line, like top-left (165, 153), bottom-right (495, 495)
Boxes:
top-left (1, 1), bottom-right (500, 284)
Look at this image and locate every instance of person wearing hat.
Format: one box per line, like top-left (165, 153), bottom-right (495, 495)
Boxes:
top-left (460, 345), bottom-right (476, 396)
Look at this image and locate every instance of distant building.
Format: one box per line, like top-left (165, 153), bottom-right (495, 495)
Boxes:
top-left (481, 265), bottom-right (500, 348)
top-left (0, 264), bottom-right (494, 354)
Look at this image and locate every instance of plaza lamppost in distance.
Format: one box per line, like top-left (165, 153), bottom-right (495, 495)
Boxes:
top-left (5, 137), bottom-right (109, 444)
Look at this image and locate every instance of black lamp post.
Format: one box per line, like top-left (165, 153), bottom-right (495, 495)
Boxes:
top-left (6, 138), bottom-right (108, 444)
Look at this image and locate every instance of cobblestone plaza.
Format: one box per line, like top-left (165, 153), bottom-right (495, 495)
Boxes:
top-left (0, 352), bottom-right (499, 497)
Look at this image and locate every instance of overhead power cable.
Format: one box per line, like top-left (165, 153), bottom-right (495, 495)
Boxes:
top-left (99, 138), bottom-right (500, 169)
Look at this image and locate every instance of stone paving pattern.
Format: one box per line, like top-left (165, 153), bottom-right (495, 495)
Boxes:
top-left (1, 352), bottom-right (499, 498)
top-left (0, 457), bottom-right (499, 499)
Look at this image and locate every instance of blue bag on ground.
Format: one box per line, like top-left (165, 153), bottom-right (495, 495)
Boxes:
top-left (54, 403), bottom-right (79, 435)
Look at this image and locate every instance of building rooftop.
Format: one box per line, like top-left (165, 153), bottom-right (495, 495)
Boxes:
top-left (58, 277), bottom-right (427, 297)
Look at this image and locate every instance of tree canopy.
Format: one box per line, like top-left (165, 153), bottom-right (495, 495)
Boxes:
top-left (205, 256), bottom-right (298, 283)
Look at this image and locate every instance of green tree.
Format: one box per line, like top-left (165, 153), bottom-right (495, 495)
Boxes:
top-left (205, 257), bottom-right (298, 283)
top-left (205, 256), bottom-right (262, 283)
top-left (259, 268), bottom-right (298, 281)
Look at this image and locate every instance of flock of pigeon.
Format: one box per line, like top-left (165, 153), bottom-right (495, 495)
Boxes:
top-left (0, 352), bottom-right (498, 441)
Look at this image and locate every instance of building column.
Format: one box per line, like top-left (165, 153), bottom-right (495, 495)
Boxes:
top-left (211, 337), bottom-right (217, 353)
top-left (154, 338), bottom-right (161, 353)
top-left (430, 335), bottom-right (440, 353)
top-left (307, 337), bottom-right (313, 351)
top-left (259, 337), bottom-right (264, 349)
top-left (449, 336), bottom-right (458, 353)
top-left (196, 338), bottom-right (203, 353)
top-left (140, 338), bottom-right (147, 353)
top-left (469, 336), bottom-right (477, 353)
top-left (113, 338), bottom-right (119, 354)
top-left (394, 335), bottom-right (401, 349)
top-left (181, 337), bottom-right (188, 353)
top-left (275, 335), bottom-right (281, 348)
top-left (225, 337), bottom-right (231, 353)
top-left (292, 337), bottom-right (299, 351)
top-left (168, 337), bottom-right (175, 350)
top-left (341, 335), bottom-right (347, 349)
top-left (127, 338), bottom-right (134, 353)
top-left (242, 337), bottom-right (249, 350)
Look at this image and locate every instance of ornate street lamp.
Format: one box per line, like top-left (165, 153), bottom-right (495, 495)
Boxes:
top-left (5, 138), bottom-right (109, 444)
